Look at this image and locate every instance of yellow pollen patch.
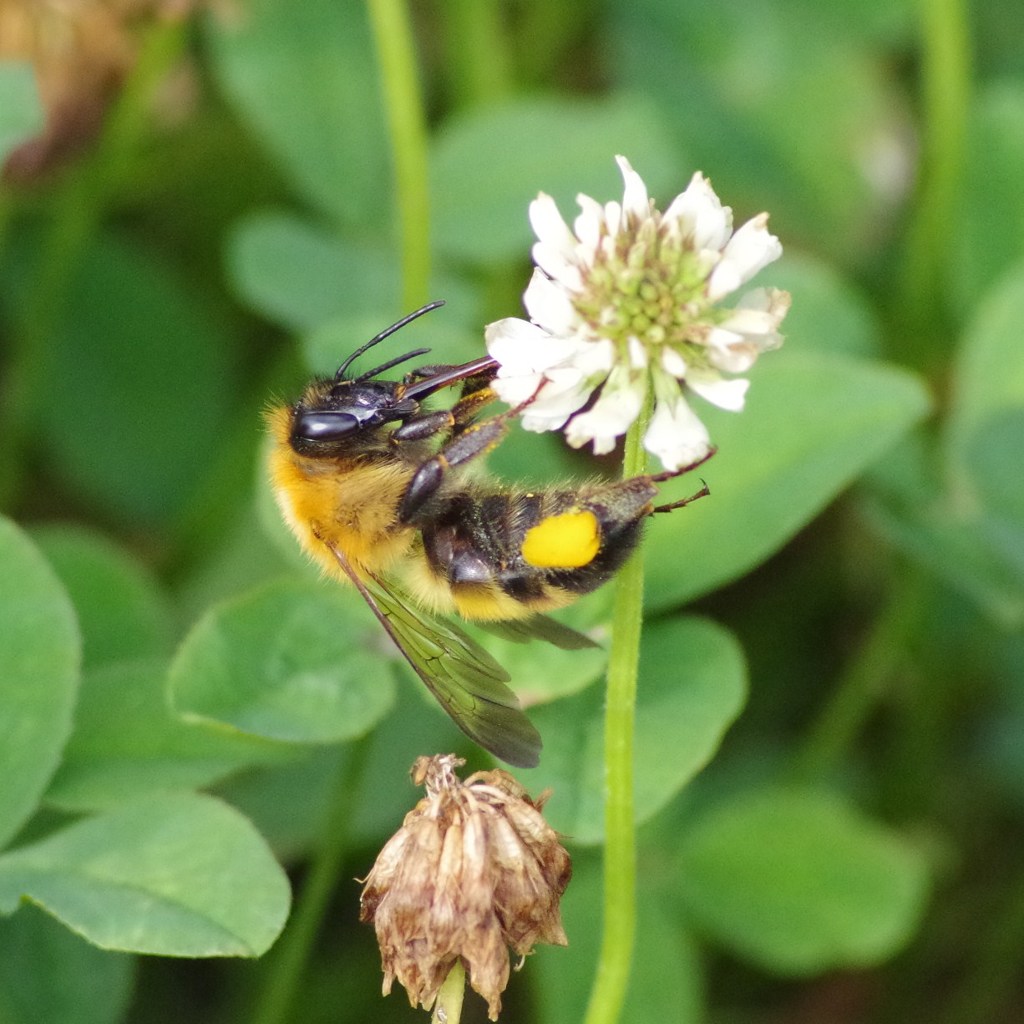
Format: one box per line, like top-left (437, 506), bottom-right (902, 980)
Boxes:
top-left (521, 510), bottom-right (601, 568)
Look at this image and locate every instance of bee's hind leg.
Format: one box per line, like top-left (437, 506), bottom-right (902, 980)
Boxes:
top-left (647, 446), bottom-right (717, 515)
top-left (650, 481), bottom-right (711, 514)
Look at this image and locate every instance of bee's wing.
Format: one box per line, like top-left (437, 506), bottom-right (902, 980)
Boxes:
top-left (322, 540), bottom-right (542, 769)
top-left (475, 614), bottom-right (601, 651)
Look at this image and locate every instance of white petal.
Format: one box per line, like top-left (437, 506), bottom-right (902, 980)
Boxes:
top-left (529, 192), bottom-right (576, 262)
top-left (564, 368), bottom-right (645, 453)
top-left (485, 318), bottom-right (555, 372)
top-left (615, 155), bottom-right (650, 223)
top-left (705, 325), bottom-right (762, 372)
top-left (523, 268), bottom-right (582, 335)
top-left (486, 320), bottom-right (598, 380)
top-left (521, 407), bottom-right (574, 433)
top-left (735, 285), bottom-right (790, 315)
top-left (707, 340), bottom-right (760, 374)
top-left (572, 337), bottom-right (618, 376)
top-left (706, 213), bottom-right (782, 301)
top-left (660, 345), bottom-right (689, 379)
top-left (730, 287), bottom-right (791, 347)
top-left (717, 305), bottom-right (783, 338)
top-left (518, 373), bottom-right (596, 431)
top-left (531, 240), bottom-right (584, 291)
top-left (643, 393), bottom-right (712, 471)
top-left (522, 402), bottom-right (593, 432)
top-left (573, 193), bottom-right (606, 254)
top-left (687, 370), bottom-right (750, 411)
top-left (663, 172), bottom-right (733, 251)
top-left (715, 289), bottom-right (789, 357)
top-left (491, 373), bottom-right (547, 408)
top-left (603, 199), bottom-right (624, 238)
top-left (627, 336), bottom-right (648, 368)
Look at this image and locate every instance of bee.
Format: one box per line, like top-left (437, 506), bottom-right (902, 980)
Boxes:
top-left (266, 302), bottom-right (713, 768)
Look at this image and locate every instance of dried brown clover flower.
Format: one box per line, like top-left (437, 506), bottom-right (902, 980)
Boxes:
top-left (360, 753), bottom-right (572, 1020)
top-left (0, 0), bottom-right (201, 180)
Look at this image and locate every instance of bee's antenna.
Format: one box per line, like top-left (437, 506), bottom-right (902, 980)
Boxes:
top-left (354, 347), bottom-right (431, 382)
top-left (335, 300), bottom-right (445, 380)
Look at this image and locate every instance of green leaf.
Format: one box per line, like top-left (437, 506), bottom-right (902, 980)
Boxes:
top-left (42, 233), bottom-right (237, 527)
top-left (0, 906), bottom-right (133, 1024)
top-left (218, 683), bottom-right (458, 862)
top-left (947, 263), bottom-right (1024, 515)
top-left (953, 83), bottom-right (1024, 310)
top-left (169, 579), bottom-right (396, 743)
top-left (862, 436), bottom-right (1024, 627)
top-left (676, 788), bottom-right (931, 974)
top-left (0, 517), bottom-right (79, 849)
top-left (861, 265), bottom-right (1024, 625)
top-left (533, 855), bottom-right (704, 1024)
top-left (893, 266), bottom-right (1024, 623)
top-left (227, 211), bottom-right (399, 332)
top-left (32, 526), bottom-right (174, 670)
top-left (607, 0), bottom-right (907, 264)
top-left (300, 305), bottom-right (485, 380)
top-left (47, 661), bottom-right (288, 812)
top-left (175, 500), bottom-right (299, 625)
top-left (963, 411), bottom-right (1024, 526)
top-left (205, 0), bottom-right (389, 228)
top-left (0, 62), bottom-right (43, 164)
top-left (227, 211), bottom-right (482, 342)
top-left (771, 252), bottom-right (882, 359)
top-left (517, 617), bottom-right (746, 844)
top-left (644, 351), bottom-right (931, 610)
top-left (430, 93), bottom-right (682, 265)
top-left (0, 793), bottom-right (290, 957)
top-left (866, 496), bottom-right (1024, 628)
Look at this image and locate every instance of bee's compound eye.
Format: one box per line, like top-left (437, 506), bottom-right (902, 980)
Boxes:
top-left (294, 410), bottom-right (361, 442)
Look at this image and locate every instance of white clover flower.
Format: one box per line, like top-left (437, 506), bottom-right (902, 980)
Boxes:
top-left (484, 157), bottom-right (790, 470)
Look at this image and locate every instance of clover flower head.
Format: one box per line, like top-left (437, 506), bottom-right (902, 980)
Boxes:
top-left (359, 754), bottom-right (571, 1021)
top-left (485, 156), bottom-right (790, 470)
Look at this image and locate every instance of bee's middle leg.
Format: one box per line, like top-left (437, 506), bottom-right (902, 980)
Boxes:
top-left (398, 415), bottom-right (510, 523)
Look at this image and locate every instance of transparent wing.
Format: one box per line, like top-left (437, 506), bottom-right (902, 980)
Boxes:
top-left (475, 614), bottom-right (600, 651)
top-left (322, 540), bottom-right (542, 768)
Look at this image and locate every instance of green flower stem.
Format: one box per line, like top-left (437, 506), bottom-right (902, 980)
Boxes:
top-left (583, 412), bottom-right (651, 1024)
top-left (432, 961), bottom-right (466, 1024)
top-left (252, 738), bottom-right (373, 1024)
top-left (445, 0), bottom-right (513, 109)
top-left (898, 0), bottom-right (970, 366)
top-left (366, 0), bottom-right (431, 310)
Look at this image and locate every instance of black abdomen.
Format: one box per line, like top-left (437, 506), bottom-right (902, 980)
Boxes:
top-left (419, 478), bottom-right (658, 605)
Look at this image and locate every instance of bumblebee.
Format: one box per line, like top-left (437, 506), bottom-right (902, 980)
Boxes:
top-left (267, 302), bottom-right (712, 768)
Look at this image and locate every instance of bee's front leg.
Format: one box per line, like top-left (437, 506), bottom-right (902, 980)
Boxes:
top-left (392, 377), bottom-right (497, 445)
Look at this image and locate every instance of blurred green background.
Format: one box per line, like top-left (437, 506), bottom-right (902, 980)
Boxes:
top-left (1, 0), bottom-right (1023, 1022)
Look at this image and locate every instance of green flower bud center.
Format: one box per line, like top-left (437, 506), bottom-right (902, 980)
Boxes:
top-left (572, 218), bottom-right (723, 370)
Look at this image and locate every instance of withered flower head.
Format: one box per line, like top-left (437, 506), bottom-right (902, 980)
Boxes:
top-left (360, 753), bottom-right (572, 1020)
top-left (0, 0), bottom-right (202, 180)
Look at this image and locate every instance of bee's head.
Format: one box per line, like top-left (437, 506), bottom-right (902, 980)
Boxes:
top-left (287, 302), bottom-right (444, 456)
top-left (289, 376), bottom-right (417, 455)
